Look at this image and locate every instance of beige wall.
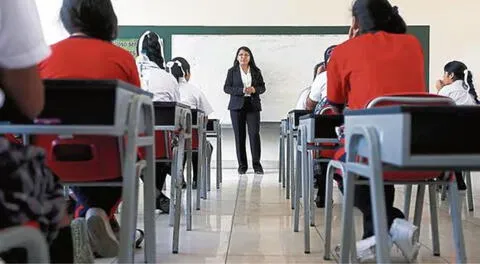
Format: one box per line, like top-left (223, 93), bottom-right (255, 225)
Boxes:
top-left (36, 0), bottom-right (480, 92)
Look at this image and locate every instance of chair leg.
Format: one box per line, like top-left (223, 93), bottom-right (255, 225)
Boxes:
top-left (205, 138), bottom-right (212, 192)
top-left (217, 126), bottom-right (222, 186)
top-left (169, 148), bottom-right (177, 226)
top-left (291, 135), bottom-right (297, 206)
top-left (339, 171), bottom-right (356, 263)
top-left (301, 138), bottom-right (310, 253)
top-left (368, 172), bottom-right (391, 263)
top-left (428, 184), bottom-right (441, 256)
top-left (323, 161), bottom-right (336, 260)
top-left (309, 152), bottom-right (315, 227)
top-left (186, 142), bottom-right (193, 231)
top-left (464, 171), bottom-right (474, 212)
top-left (279, 135), bottom-right (283, 183)
top-left (403, 185), bottom-right (413, 220)
top-left (413, 185), bottom-right (425, 232)
top-left (285, 132), bottom-right (291, 191)
top-left (172, 143), bottom-right (185, 254)
top-left (448, 178), bottom-right (467, 263)
top-left (293, 142), bottom-right (302, 232)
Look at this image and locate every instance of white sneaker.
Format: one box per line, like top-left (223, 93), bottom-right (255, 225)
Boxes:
top-left (389, 218), bottom-right (421, 263)
top-left (334, 236), bottom-right (393, 263)
top-left (86, 208), bottom-right (119, 258)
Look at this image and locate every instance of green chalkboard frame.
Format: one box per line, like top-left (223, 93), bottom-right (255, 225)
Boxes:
top-left (117, 25), bottom-right (430, 88)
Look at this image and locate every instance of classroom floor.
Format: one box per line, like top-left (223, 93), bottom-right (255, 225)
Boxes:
top-left (98, 169), bottom-right (480, 263)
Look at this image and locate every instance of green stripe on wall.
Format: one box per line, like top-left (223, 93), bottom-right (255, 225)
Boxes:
top-left (117, 25), bottom-right (430, 89)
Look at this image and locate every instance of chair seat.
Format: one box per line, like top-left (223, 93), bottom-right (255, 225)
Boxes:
top-left (31, 135), bottom-right (122, 182)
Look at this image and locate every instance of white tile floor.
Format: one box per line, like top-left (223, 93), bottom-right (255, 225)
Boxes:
top-left (100, 169), bottom-right (480, 263)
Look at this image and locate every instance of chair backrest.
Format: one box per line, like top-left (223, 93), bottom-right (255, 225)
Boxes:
top-left (366, 92), bottom-right (455, 108)
top-left (137, 130), bottom-right (173, 160)
top-left (319, 106), bottom-right (337, 115)
top-left (31, 135), bottom-right (122, 182)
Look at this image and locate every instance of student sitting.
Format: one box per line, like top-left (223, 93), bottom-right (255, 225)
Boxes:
top-left (435, 60), bottom-right (479, 193)
top-left (0, 1), bottom-right (93, 262)
top-left (295, 62), bottom-right (324, 110)
top-left (435, 60), bottom-right (479, 105)
top-left (136, 30), bottom-right (181, 213)
top-left (38, 0), bottom-right (143, 258)
top-left (166, 57), bottom-right (214, 189)
top-left (325, 0), bottom-right (425, 261)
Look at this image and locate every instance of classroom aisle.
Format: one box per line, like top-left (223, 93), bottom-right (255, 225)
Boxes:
top-left (99, 169), bottom-right (480, 263)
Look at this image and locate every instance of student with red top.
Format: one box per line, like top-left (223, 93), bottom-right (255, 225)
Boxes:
top-left (326, 0), bottom-right (425, 261)
top-left (38, 0), bottom-right (142, 258)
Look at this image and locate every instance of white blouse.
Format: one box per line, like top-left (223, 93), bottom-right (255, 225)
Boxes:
top-left (240, 66), bottom-right (252, 97)
top-left (438, 80), bottom-right (476, 105)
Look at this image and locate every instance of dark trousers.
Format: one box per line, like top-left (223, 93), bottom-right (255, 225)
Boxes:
top-left (72, 162), bottom-right (170, 217)
top-left (230, 103), bottom-right (261, 169)
top-left (336, 151), bottom-right (405, 239)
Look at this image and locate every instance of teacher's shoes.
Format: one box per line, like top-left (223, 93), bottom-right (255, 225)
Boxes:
top-left (254, 166), bottom-right (264, 175)
top-left (238, 167), bottom-right (247, 174)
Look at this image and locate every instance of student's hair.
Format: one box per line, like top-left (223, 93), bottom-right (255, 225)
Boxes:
top-left (137, 31), bottom-right (165, 69)
top-left (233, 46), bottom-right (260, 72)
top-left (352, 0), bottom-right (407, 35)
top-left (444, 61), bottom-right (480, 104)
top-left (324, 45), bottom-right (337, 68)
top-left (166, 57), bottom-right (190, 82)
top-left (60, 0), bottom-right (118, 41)
top-left (313, 62), bottom-right (325, 80)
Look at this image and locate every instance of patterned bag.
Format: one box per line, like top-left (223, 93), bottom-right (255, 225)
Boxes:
top-left (0, 138), bottom-right (65, 242)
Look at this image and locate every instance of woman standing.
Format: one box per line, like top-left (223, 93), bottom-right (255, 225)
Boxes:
top-left (224, 46), bottom-right (266, 174)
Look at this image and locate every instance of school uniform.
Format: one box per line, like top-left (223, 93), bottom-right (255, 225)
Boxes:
top-left (438, 80), bottom-right (476, 105)
top-left (178, 78), bottom-right (214, 184)
top-left (178, 78), bottom-right (214, 115)
top-left (38, 36), bottom-right (141, 218)
top-left (136, 55), bottom-right (180, 102)
top-left (309, 71), bottom-right (328, 103)
top-left (327, 31), bottom-right (425, 238)
top-left (137, 55), bottom-right (181, 204)
top-left (295, 87), bottom-right (310, 110)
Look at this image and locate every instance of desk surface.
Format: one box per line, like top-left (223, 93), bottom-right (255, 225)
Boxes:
top-left (345, 105), bottom-right (480, 116)
top-left (44, 79), bottom-right (152, 97)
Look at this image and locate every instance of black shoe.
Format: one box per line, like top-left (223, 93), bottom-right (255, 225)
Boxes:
top-left (192, 181), bottom-right (197, 189)
top-left (254, 167), bottom-right (264, 175)
top-left (156, 195), bottom-right (170, 214)
top-left (182, 180), bottom-right (187, 189)
top-left (238, 166), bottom-right (247, 174)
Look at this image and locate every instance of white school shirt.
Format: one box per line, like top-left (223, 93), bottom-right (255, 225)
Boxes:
top-left (438, 80), bottom-right (476, 105)
top-left (136, 55), bottom-right (180, 102)
top-left (295, 87), bottom-right (310, 110)
top-left (240, 66), bottom-right (252, 97)
top-left (308, 71), bottom-right (327, 102)
top-left (0, 0), bottom-right (51, 69)
top-left (178, 78), bottom-right (214, 116)
top-left (0, 0), bottom-right (51, 107)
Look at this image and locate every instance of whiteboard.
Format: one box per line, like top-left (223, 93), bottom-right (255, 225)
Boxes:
top-left (172, 34), bottom-right (347, 124)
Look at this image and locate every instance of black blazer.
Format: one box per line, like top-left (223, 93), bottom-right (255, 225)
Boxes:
top-left (223, 66), bottom-right (266, 111)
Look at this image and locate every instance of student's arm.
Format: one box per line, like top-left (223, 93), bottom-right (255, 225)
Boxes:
top-left (305, 96), bottom-right (317, 111)
top-left (0, 66), bottom-right (45, 119)
top-left (0, 0), bottom-right (51, 119)
top-left (223, 68), bottom-right (244, 96)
